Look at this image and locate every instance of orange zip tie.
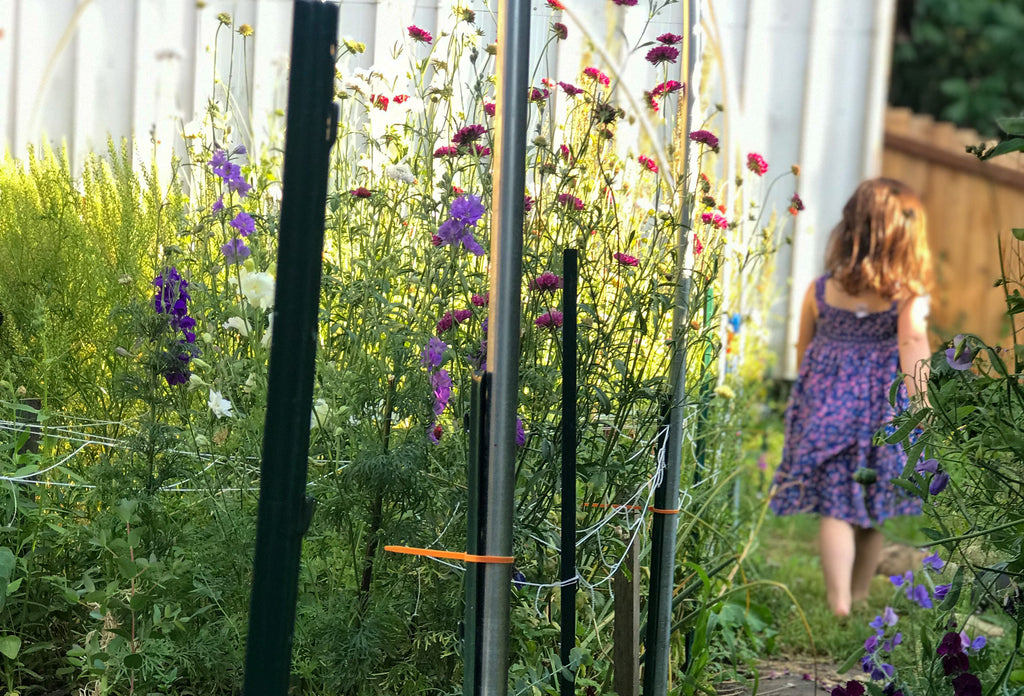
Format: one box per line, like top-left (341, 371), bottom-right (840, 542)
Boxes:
top-left (384, 545), bottom-right (514, 564)
top-left (650, 507), bottom-right (679, 515)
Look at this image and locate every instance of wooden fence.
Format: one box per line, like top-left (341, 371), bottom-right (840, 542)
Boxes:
top-left (882, 106), bottom-right (1024, 348)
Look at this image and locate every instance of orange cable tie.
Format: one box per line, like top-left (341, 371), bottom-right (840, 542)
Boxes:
top-left (384, 545), bottom-right (514, 564)
top-left (650, 507), bottom-right (680, 515)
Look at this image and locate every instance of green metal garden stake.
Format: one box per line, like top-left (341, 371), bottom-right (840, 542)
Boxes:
top-left (242, 2), bottom-right (338, 693)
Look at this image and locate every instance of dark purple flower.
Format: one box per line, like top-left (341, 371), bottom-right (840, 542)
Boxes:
top-left (553, 22), bottom-right (567, 39)
top-left (929, 471), bottom-right (950, 495)
top-left (428, 422), bottom-right (443, 444)
top-left (421, 337), bottom-right (447, 369)
top-left (612, 0), bottom-right (638, 5)
top-left (453, 124), bottom-right (487, 144)
top-left (472, 292), bottom-right (489, 307)
top-left (946, 334), bottom-right (974, 370)
top-left (938, 632), bottom-right (964, 656)
top-left (453, 309), bottom-right (472, 323)
top-left (942, 652), bottom-right (970, 676)
top-left (645, 45), bottom-right (679, 65)
top-left (689, 129), bottom-right (720, 151)
top-left (350, 187), bottom-right (373, 198)
top-left (531, 271), bottom-right (563, 292)
top-left (952, 673), bottom-right (982, 696)
top-left (559, 81), bottom-right (583, 97)
top-left (864, 635), bottom-right (879, 652)
top-left (535, 310), bottom-right (563, 330)
top-left (916, 458), bottom-right (939, 475)
top-left (832, 680), bottom-right (866, 696)
top-left (524, 194), bottom-right (534, 212)
top-left (657, 32), bottom-right (683, 45)
top-left (530, 86), bottom-right (550, 102)
top-left (230, 211), bottom-right (255, 236)
top-left (557, 193), bottom-right (584, 211)
top-left (221, 237), bottom-right (251, 264)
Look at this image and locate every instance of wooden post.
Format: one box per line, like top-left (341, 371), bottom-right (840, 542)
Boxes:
top-left (613, 538), bottom-right (640, 696)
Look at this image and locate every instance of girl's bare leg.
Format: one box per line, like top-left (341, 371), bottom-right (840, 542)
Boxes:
top-left (819, 516), bottom-right (856, 616)
top-left (851, 526), bottom-right (884, 602)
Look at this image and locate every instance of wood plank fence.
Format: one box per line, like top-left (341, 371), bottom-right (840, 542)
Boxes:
top-left (882, 106), bottom-right (1024, 348)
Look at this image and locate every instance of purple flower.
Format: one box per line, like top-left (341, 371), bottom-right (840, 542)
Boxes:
top-left (557, 193), bottom-right (584, 211)
top-left (428, 422), bottom-right (443, 444)
top-left (230, 211), bottom-right (255, 236)
top-left (212, 196), bottom-right (224, 213)
top-left (923, 552), bottom-right (945, 571)
top-left (864, 635), bottom-right (879, 652)
top-left (909, 584), bottom-right (933, 609)
top-left (657, 32), bottom-right (683, 45)
top-left (421, 337), bottom-right (447, 369)
top-left (952, 673), bottom-right (982, 696)
top-left (916, 458), bottom-right (939, 475)
top-left (472, 292), bottom-right (489, 307)
top-left (454, 309), bottom-right (473, 323)
top-left (831, 681), bottom-right (865, 696)
top-left (431, 369), bottom-right (452, 415)
top-left (946, 334), bottom-right (974, 370)
top-left (559, 81), bottom-right (583, 97)
top-left (890, 571), bottom-right (913, 588)
top-left (689, 129), bottom-right (720, 152)
top-left (535, 310), bottom-right (563, 330)
top-left (221, 237), bottom-right (251, 264)
top-left (530, 271), bottom-right (563, 293)
top-left (934, 583), bottom-right (951, 601)
top-left (929, 471), bottom-right (950, 495)
top-left (553, 22), bottom-right (567, 40)
top-left (453, 124), bottom-right (487, 144)
top-left (960, 632), bottom-right (986, 652)
top-left (450, 195), bottom-right (485, 225)
top-left (515, 417), bottom-right (526, 447)
top-left (645, 45), bottom-right (679, 65)
top-left (938, 632), bottom-right (964, 656)
top-left (882, 632), bottom-right (903, 652)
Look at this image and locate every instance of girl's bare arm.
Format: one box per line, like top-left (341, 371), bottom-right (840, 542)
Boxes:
top-left (897, 295), bottom-right (931, 398)
top-left (795, 282), bottom-right (818, 371)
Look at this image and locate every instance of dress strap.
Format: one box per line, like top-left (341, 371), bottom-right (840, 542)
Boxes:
top-left (814, 275), bottom-right (828, 310)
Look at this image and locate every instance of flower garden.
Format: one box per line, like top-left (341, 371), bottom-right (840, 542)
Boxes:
top-left (0, 3), bottom-right (1022, 695)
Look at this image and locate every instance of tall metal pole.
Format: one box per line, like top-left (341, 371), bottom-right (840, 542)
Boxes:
top-left (642, 1), bottom-right (698, 694)
top-left (242, 2), bottom-right (338, 693)
top-left (463, 1), bottom-right (530, 694)
top-left (559, 249), bottom-right (578, 696)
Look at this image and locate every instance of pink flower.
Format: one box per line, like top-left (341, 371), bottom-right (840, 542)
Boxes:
top-left (524, 194), bottom-right (534, 212)
top-left (692, 234), bottom-right (703, 255)
top-left (657, 32), bottom-right (682, 44)
top-left (645, 46), bottom-right (679, 65)
top-left (612, 0), bottom-right (638, 5)
top-left (614, 252), bottom-right (639, 267)
top-left (557, 193), bottom-right (584, 211)
top-left (553, 22), bottom-right (567, 40)
top-left (530, 271), bottom-right (563, 292)
top-left (453, 124), bottom-right (487, 144)
top-left (583, 67), bottom-right (610, 86)
top-left (652, 80), bottom-right (684, 97)
top-left (558, 81), bottom-right (583, 97)
top-left (350, 187), bottom-right (372, 198)
top-left (484, 102), bottom-right (496, 117)
top-left (559, 144), bottom-right (571, 160)
top-left (530, 86), bottom-right (550, 102)
top-left (437, 312), bottom-right (454, 333)
top-left (535, 310), bottom-right (564, 330)
top-left (434, 145), bottom-right (459, 158)
top-left (644, 92), bottom-right (660, 112)
top-left (638, 155), bottom-right (658, 173)
top-left (689, 129), bottom-right (720, 152)
top-left (712, 214), bottom-right (728, 229)
top-left (431, 234), bottom-right (443, 246)
top-left (371, 94), bottom-right (389, 111)
top-left (473, 144), bottom-right (491, 157)
top-left (547, 0), bottom-right (565, 8)
top-left (454, 309), bottom-right (473, 323)
top-left (407, 25), bottom-right (433, 43)
top-left (471, 292), bottom-right (489, 307)
top-left (747, 152), bottom-right (768, 176)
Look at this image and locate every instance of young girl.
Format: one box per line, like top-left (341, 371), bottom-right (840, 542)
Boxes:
top-left (770, 178), bottom-right (933, 617)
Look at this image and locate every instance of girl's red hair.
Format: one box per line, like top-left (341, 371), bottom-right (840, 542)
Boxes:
top-left (825, 177), bottom-right (932, 299)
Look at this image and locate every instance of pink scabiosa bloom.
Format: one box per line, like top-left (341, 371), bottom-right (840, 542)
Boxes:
top-left (652, 80), bottom-right (684, 97)
top-left (349, 187), bottom-right (372, 199)
top-left (471, 292), bottom-right (489, 307)
top-left (434, 145), bottom-right (459, 158)
top-left (431, 234), bottom-right (443, 246)
top-left (689, 129), bottom-right (720, 152)
top-left (559, 144), bottom-right (571, 160)
top-left (530, 271), bottom-right (563, 292)
top-left (638, 155), bottom-right (658, 173)
top-left (535, 310), bottom-right (564, 330)
top-left (453, 124), bottom-right (487, 144)
top-left (529, 86), bottom-right (550, 102)
top-left (788, 192), bottom-right (804, 215)
top-left (557, 193), bottom-right (584, 211)
top-left (524, 194), bottom-right (534, 212)
top-left (483, 102), bottom-right (496, 117)
top-left (473, 144), bottom-right (491, 156)
top-left (645, 45), bottom-right (679, 65)
top-left (454, 308), bottom-right (473, 323)
top-left (407, 25), bottom-right (433, 43)
top-left (558, 81), bottom-right (583, 97)
top-left (657, 32), bottom-right (683, 44)
top-left (614, 252), bottom-right (639, 267)
top-left (553, 22), bottom-right (567, 40)
top-left (747, 152), bottom-right (768, 176)
top-left (692, 234), bottom-right (704, 255)
top-left (546, 0), bottom-right (565, 8)
top-left (437, 312), bottom-right (454, 334)
top-left (612, 0), bottom-right (638, 5)
top-left (583, 67), bottom-right (610, 86)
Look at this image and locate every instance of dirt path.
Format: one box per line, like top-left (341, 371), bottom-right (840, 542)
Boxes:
top-left (718, 658), bottom-right (862, 696)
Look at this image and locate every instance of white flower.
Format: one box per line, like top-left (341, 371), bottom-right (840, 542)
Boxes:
top-left (261, 313), bottom-right (274, 348)
top-left (385, 163), bottom-right (415, 184)
top-left (310, 398), bottom-right (330, 429)
top-left (188, 373), bottom-right (206, 390)
top-left (223, 316), bottom-right (251, 336)
top-left (236, 269), bottom-right (276, 310)
top-left (208, 390), bottom-right (234, 418)
top-left (242, 372), bottom-right (257, 394)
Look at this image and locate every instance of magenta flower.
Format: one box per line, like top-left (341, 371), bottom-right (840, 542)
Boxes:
top-left (434, 145), bottom-right (459, 158)
top-left (747, 152), bottom-right (769, 176)
top-left (583, 67), bottom-right (610, 86)
top-left (689, 129), bottom-right (720, 151)
top-left (638, 155), bottom-right (658, 173)
top-left (535, 310), bottom-right (564, 330)
top-left (559, 81), bottom-right (583, 97)
top-left (557, 193), bottom-right (584, 211)
top-left (612, 0), bottom-right (638, 5)
top-left (530, 86), bottom-right (550, 102)
top-left (473, 144), bottom-right (491, 156)
top-left (530, 271), bottom-right (563, 292)
top-left (657, 32), bottom-right (683, 44)
top-left (553, 22), bottom-right (567, 40)
top-left (349, 187), bottom-right (372, 199)
top-left (651, 80), bottom-right (684, 97)
top-left (645, 45), bottom-right (679, 65)
top-left (789, 192), bottom-right (805, 214)
top-left (559, 144), bottom-right (571, 160)
top-left (614, 252), bottom-right (639, 267)
top-left (453, 124), bottom-right (487, 144)
top-left (524, 194), bottom-right (534, 212)
top-left (454, 309), bottom-right (473, 323)
top-left (484, 102), bottom-right (496, 117)
top-left (692, 234), bottom-right (703, 255)
top-left (471, 292), bottom-right (489, 307)
top-left (407, 25), bottom-right (433, 43)
top-left (515, 417), bottom-right (526, 447)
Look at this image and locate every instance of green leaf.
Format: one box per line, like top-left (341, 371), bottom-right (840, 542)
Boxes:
top-left (837, 645), bottom-right (866, 674)
top-left (123, 652), bottom-right (143, 669)
top-left (939, 564), bottom-right (964, 611)
top-left (983, 137), bottom-right (1024, 159)
top-left (997, 117), bottom-right (1024, 136)
top-left (921, 527), bottom-right (945, 541)
top-left (593, 386), bottom-right (612, 414)
top-left (6, 578), bottom-right (22, 594)
top-left (0, 635), bottom-right (21, 660)
top-left (884, 410), bottom-right (926, 445)
top-left (1013, 228), bottom-right (1024, 241)
top-left (0, 548), bottom-right (15, 582)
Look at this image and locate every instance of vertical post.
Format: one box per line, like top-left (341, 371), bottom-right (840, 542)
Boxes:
top-left (613, 539), bottom-right (640, 696)
top-left (559, 249), bottom-right (578, 696)
top-left (642, 0), bottom-right (698, 694)
top-left (242, 2), bottom-right (338, 694)
top-left (463, 0), bottom-right (530, 694)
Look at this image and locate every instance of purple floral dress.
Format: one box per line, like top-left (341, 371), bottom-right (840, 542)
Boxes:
top-left (770, 275), bottom-right (921, 528)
